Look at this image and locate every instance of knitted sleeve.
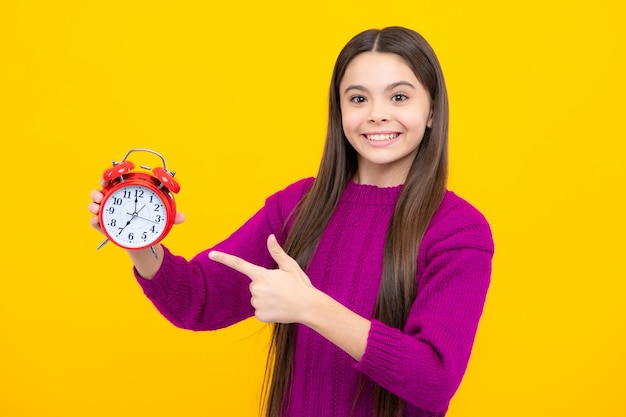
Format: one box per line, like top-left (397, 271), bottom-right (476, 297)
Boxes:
top-left (355, 198), bottom-right (494, 412)
top-left (135, 178), bottom-right (313, 331)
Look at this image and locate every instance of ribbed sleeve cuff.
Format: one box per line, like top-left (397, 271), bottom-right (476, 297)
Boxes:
top-left (355, 319), bottom-right (404, 387)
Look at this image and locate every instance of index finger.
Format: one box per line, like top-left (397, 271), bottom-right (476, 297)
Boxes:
top-left (209, 250), bottom-right (260, 279)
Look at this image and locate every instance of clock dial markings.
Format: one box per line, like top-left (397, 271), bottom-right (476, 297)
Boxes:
top-left (101, 184), bottom-right (169, 248)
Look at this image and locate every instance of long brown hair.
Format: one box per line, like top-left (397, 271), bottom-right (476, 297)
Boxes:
top-left (262, 26), bottom-right (449, 417)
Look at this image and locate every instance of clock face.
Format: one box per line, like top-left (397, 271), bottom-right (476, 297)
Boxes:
top-left (100, 183), bottom-right (169, 249)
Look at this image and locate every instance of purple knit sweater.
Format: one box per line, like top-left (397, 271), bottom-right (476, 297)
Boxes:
top-left (136, 178), bottom-right (494, 416)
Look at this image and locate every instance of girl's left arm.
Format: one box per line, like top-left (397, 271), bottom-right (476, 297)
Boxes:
top-left (209, 223), bottom-right (494, 413)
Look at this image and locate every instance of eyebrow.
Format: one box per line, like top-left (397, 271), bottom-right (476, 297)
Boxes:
top-left (343, 81), bottom-right (417, 95)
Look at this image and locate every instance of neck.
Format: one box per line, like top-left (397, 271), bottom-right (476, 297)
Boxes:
top-left (353, 164), bottom-right (409, 187)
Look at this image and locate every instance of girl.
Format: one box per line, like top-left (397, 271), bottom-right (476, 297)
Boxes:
top-left (89, 26), bottom-right (494, 417)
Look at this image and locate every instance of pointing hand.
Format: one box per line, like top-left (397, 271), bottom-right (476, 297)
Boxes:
top-left (209, 235), bottom-right (316, 324)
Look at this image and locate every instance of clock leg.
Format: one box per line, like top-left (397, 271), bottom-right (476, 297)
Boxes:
top-left (96, 238), bottom-right (109, 250)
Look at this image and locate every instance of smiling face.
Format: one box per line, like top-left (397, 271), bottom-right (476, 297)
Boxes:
top-left (339, 52), bottom-right (433, 186)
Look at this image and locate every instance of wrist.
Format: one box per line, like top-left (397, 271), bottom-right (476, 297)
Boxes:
top-left (128, 244), bottom-right (164, 280)
top-left (299, 287), bottom-right (331, 328)
top-left (298, 288), bottom-right (371, 362)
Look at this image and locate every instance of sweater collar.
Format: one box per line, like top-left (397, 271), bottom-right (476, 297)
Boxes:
top-left (342, 180), bottom-right (403, 205)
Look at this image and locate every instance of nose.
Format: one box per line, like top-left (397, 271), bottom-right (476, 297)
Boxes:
top-left (368, 101), bottom-right (389, 124)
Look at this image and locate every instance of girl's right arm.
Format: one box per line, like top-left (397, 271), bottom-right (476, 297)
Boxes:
top-left (87, 180), bottom-right (307, 331)
top-left (88, 178), bottom-right (312, 331)
top-left (88, 186), bottom-right (258, 330)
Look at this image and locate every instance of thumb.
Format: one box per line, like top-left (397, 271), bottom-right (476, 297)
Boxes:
top-left (266, 234), bottom-right (295, 270)
top-left (175, 212), bottom-right (186, 224)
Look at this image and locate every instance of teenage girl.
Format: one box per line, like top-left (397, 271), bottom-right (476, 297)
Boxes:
top-left (89, 26), bottom-right (494, 417)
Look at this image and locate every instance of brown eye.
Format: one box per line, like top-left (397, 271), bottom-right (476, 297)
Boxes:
top-left (391, 94), bottom-right (408, 102)
top-left (350, 95), bottom-right (366, 103)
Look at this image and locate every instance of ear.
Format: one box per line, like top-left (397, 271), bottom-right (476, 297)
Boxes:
top-left (426, 107), bottom-right (434, 129)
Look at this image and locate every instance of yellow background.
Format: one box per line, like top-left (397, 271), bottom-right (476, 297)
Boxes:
top-left (1, 0), bottom-right (624, 416)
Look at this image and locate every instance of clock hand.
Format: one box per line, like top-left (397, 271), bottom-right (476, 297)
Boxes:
top-left (116, 205), bottom-right (146, 236)
top-left (126, 213), bottom-right (160, 225)
top-left (136, 203), bottom-right (159, 259)
top-left (116, 218), bottom-right (134, 236)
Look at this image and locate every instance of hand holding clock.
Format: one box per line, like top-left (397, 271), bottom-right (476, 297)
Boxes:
top-left (89, 148), bottom-right (184, 278)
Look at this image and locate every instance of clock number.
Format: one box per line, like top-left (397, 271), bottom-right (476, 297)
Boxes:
top-left (154, 204), bottom-right (161, 211)
top-left (128, 232), bottom-right (134, 241)
top-left (113, 197), bottom-right (123, 205)
top-left (134, 189), bottom-right (145, 198)
top-left (107, 207), bottom-right (115, 214)
top-left (150, 225), bottom-right (157, 233)
top-left (123, 190), bottom-right (131, 199)
top-left (141, 232), bottom-right (147, 239)
top-left (109, 219), bottom-right (117, 227)
top-left (155, 215), bottom-right (162, 222)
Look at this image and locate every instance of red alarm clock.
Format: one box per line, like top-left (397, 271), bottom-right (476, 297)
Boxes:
top-left (97, 148), bottom-right (180, 252)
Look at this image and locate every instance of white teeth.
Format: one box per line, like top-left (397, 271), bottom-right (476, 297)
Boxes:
top-left (366, 133), bottom-right (399, 141)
